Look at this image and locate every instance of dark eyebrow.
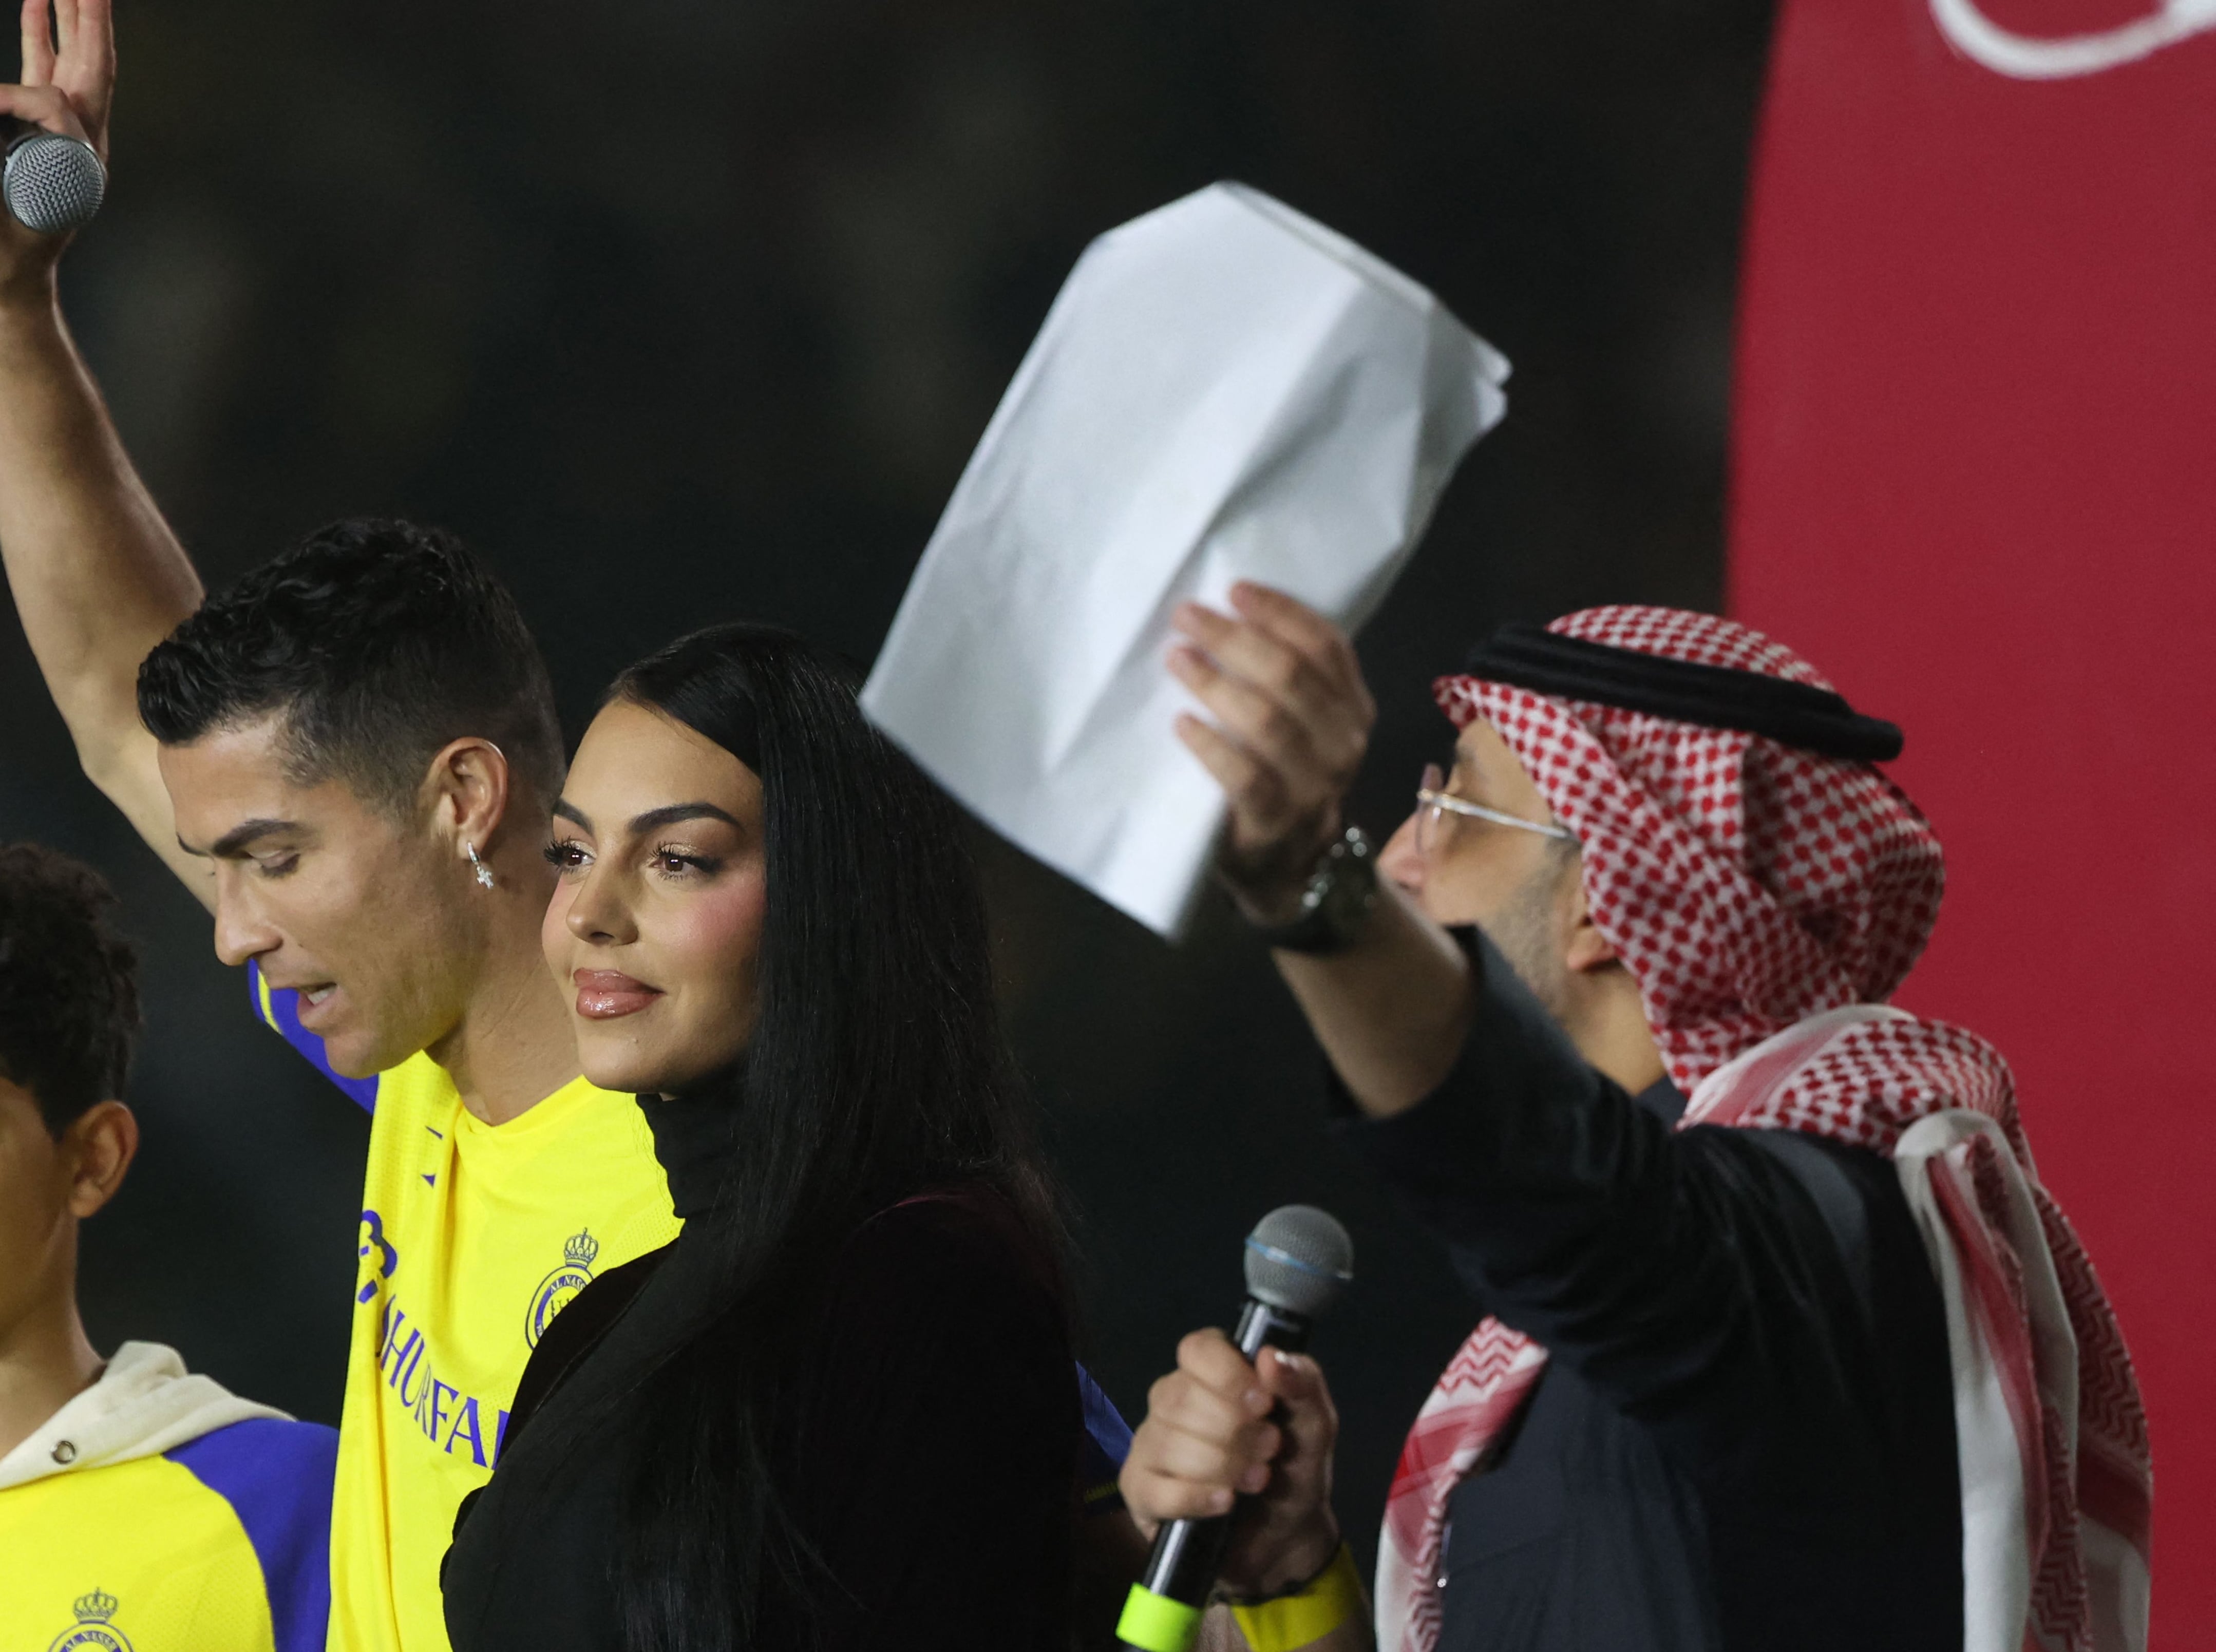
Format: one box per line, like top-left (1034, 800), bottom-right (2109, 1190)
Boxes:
top-left (629, 803), bottom-right (744, 835)
top-left (550, 801), bottom-right (745, 837)
top-left (200, 819), bottom-right (309, 860)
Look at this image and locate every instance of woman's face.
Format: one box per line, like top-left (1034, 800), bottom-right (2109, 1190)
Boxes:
top-left (542, 698), bottom-right (768, 1096)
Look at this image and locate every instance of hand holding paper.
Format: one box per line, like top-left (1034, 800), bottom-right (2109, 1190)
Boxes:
top-left (861, 181), bottom-right (1508, 936)
top-left (1167, 583), bottom-right (1376, 921)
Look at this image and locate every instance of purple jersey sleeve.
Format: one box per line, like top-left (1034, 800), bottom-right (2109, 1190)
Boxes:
top-left (166, 1417), bottom-right (339, 1652)
top-left (1077, 1362), bottom-right (1132, 1514)
top-left (248, 961), bottom-right (378, 1113)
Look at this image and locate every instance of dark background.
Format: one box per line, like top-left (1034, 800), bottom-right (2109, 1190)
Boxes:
top-left (0, 0), bottom-right (1773, 1578)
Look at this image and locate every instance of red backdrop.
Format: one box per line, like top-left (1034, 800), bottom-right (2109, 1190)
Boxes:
top-left (1729, 0), bottom-right (2216, 1639)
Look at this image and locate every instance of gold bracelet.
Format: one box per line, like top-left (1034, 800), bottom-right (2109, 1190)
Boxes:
top-left (1226, 1543), bottom-right (1363, 1651)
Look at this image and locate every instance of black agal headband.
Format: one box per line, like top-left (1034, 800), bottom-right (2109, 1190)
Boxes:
top-left (1462, 623), bottom-right (1904, 763)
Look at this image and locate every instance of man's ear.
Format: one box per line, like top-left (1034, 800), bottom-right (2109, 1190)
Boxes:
top-left (423, 738), bottom-right (514, 858)
top-left (65, 1102), bottom-right (138, 1220)
top-left (1559, 866), bottom-right (1621, 975)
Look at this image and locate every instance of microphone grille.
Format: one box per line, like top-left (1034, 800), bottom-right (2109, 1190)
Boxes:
top-left (5, 134), bottom-right (107, 237)
top-left (1243, 1204), bottom-right (1354, 1319)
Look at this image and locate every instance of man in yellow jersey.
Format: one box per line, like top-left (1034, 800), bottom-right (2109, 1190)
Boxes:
top-left (0, 841), bottom-right (338, 1652)
top-left (0, 10), bottom-right (683, 1648)
top-left (0, 10), bottom-right (1132, 1650)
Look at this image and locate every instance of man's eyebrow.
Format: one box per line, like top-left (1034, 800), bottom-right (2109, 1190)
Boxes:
top-left (629, 803), bottom-right (744, 835)
top-left (200, 819), bottom-right (308, 859)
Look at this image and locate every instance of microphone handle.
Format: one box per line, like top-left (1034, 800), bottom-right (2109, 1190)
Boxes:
top-left (1121, 1297), bottom-right (1313, 1648)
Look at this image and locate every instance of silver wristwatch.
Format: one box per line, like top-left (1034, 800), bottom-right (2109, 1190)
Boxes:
top-left (1249, 825), bottom-right (1379, 955)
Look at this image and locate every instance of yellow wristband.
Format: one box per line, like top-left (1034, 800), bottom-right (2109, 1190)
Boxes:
top-left (1227, 1544), bottom-right (1363, 1652)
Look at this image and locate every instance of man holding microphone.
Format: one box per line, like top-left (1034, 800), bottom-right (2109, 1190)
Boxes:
top-left (1119, 586), bottom-right (2149, 1651)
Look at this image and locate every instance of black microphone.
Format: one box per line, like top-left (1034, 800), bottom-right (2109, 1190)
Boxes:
top-left (4, 120), bottom-right (106, 235)
top-left (1117, 1204), bottom-right (1355, 1652)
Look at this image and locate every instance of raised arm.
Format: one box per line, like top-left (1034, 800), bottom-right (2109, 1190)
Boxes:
top-left (1, 0), bottom-right (209, 900)
top-left (1169, 582), bottom-right (1470, 1117)
top-left (1170, 588), bottom-right (1916, 1430)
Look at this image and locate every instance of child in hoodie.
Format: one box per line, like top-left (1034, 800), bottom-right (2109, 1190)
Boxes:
top-left (0, 842), bottom-right (336, 1650)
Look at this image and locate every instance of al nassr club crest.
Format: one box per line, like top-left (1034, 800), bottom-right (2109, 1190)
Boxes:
top-left (525, 1228), bottom-right (599, 1346)
top-left (50, 1588), bottom-right (133, 1652)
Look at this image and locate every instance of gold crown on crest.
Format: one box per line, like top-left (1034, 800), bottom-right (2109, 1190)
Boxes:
top-left (75, 1588), bottom-right (118, 1623)
top-left (563, 1229), bottom-right (599, 1268)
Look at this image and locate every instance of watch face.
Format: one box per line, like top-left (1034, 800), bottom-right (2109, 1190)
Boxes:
top-left (1317, 843), bottom-right (1378, 936)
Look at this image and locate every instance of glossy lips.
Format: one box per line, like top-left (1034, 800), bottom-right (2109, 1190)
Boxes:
top-left (573, 970), bottom-right (662, 1020)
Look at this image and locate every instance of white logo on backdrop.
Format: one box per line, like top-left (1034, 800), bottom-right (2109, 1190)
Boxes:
top-left (1931, 0), bottom-right (2216, 77)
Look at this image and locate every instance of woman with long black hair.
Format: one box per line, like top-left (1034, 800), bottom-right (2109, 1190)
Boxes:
top-left (441, 624), bottom-right (1081, 1651)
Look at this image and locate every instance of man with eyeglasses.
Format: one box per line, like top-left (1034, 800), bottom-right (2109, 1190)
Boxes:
top-left (1113, 585), bottom-right (2149, 1652)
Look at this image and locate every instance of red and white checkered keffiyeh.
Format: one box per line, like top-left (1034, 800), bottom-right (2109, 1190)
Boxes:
top-left (1374, 606), bottom-right (2151, 1652)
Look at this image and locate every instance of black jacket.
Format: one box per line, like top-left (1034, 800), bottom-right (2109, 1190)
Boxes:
top-left (441, 1089), bottom-right (1076, 1652)
top-left (1335, 932), bottom-right (1961, 1651)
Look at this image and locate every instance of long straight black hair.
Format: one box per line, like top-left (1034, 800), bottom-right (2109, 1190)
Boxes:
top-left (598, 623), bottom-right (1063, 1650)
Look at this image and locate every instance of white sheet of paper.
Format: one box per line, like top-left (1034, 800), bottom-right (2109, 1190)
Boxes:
top-left (861, 181), bottom-right (1510, 936)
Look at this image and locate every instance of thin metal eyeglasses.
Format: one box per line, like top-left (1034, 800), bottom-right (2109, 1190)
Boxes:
top-left (1414, 763), bottom-right (1576, 859)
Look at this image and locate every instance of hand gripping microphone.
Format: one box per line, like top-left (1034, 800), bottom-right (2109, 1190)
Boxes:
top-left (1117, 1204), bottom-right (1355, 1652)
top-left (4, 123), bottom-right (106, 236)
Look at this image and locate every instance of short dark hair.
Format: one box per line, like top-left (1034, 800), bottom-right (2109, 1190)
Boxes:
top-left (0, 843), bottom-right (141, 1134)
top-left (137, 518), bottom-right (564, 816)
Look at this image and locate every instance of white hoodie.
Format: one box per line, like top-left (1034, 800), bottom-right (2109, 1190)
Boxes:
top-left (0, 1339), bottom-right (288, 1491)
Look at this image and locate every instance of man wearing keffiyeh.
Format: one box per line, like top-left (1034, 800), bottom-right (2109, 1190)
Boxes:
top-left (1116, 585), bottom-right (2150, 1652)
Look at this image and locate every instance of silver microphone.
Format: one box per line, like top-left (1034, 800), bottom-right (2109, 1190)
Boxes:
top-left (4, 129), bottom-right (106, 235)
top-left (1241, 1203), bottom-right (1356, 1321)
top-left (1117, 1204), bottom-right (1356, 1651)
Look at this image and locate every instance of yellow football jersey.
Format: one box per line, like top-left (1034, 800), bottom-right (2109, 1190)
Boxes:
top-left (252, 966), bottom-right (680, 1652)
top-left (0, 1418), bottom-right (336, 1652)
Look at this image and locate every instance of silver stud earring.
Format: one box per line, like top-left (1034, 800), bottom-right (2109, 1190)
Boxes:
top-left (466, 841), bottom-right (495, 890)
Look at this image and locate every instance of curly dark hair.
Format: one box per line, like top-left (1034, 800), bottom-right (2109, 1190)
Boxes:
top-left (136, 518), bottom-right (564, 817)
top-left (0, 843), bottom-right (142, 1134)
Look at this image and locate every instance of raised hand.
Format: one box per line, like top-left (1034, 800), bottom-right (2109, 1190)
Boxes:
top-left (1, 0), bottom-right (115, 282)
top-left (1169, 582), bottom-right (1377, 921)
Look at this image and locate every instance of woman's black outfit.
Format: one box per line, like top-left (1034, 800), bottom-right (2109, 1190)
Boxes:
top-left (1336, 929), bottom-right (1962, 1651)
top-left (442, 1082), bottom-right (1078, 1651)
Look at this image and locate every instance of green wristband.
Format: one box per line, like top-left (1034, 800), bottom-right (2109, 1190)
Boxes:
top-left (1116, 1583), bottom-right (1206, 1652)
